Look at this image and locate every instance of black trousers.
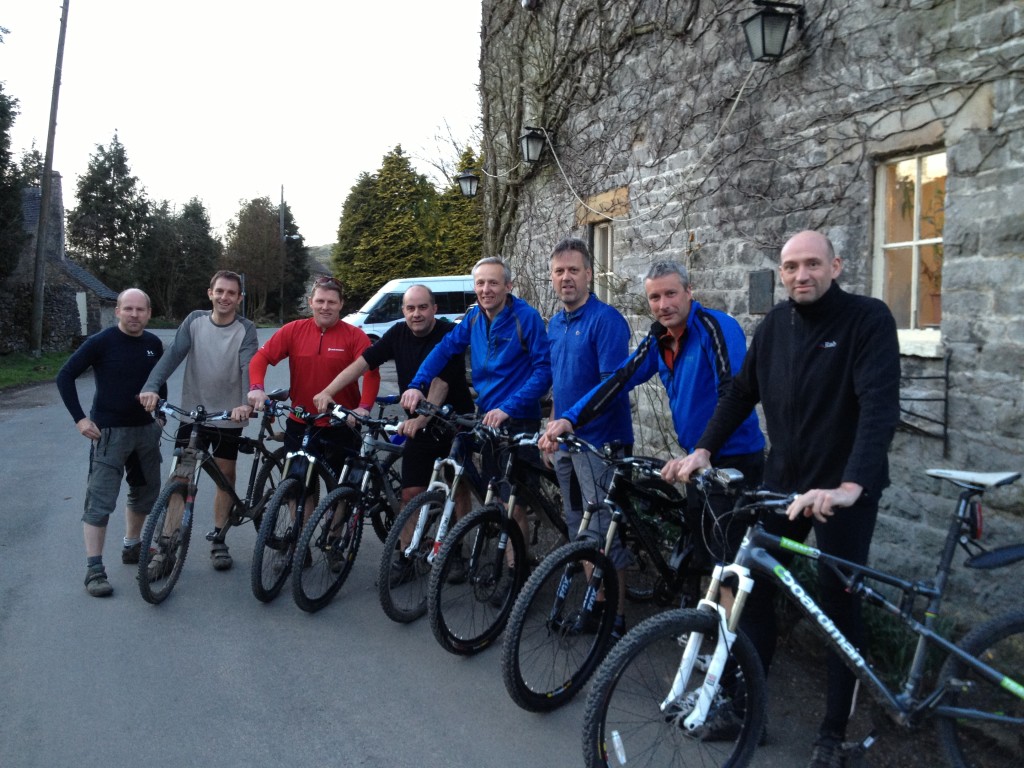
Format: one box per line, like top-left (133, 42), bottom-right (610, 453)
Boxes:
top-left (739, 496), bottom-right (879, 739)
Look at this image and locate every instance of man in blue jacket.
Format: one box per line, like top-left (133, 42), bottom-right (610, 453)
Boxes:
top-left (401, 256), bottom-right (552, 551)
top-left (543, 261), bottom-right (765, 573)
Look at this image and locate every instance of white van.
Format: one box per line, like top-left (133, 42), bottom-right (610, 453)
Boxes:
top-left (343, 275), bottom-right (475, 341)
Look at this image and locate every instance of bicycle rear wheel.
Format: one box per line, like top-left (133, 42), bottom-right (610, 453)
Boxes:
top-left (935, 610), bottom-right (1024, 767)
top-left (378, 489), bottom-right (446, 623)
top-left (582, 608), bottom-right (766, 768)
top-left (292, 486), bottom-right (363, 613)
top-left (138, 480), bottom-right (192, 605)
top-left (428, 504), bottom-right (527, 655)
top-left (367, 465), bottom-right (401, 543)
top-left (251, 478), bottom-right (301, 602)
top-left (501, 539), bottom-right (618, 712)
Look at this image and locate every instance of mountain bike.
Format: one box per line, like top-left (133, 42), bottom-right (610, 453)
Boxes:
top-left (427, 430), bottom-right (568, 655)
top-left (582, 467), bottom-right (1024, 768)
top-left (249, 405), bottom-right (341, 602)
top-left (137, 389), bottom-right (289, 604)
top-left (291, 399), bottom-right (404, 613)
top-left (501, 433), bottom-right (712, 713)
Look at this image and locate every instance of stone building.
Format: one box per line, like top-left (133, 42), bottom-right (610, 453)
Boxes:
top-left (477, 0), bottom-right (1023, 621)
top-left (1, 172), bottom-right (117, 353)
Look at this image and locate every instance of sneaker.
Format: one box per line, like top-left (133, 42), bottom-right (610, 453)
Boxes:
top-left (147, 551), bottom-right (175, 582)
top-left (446, 554), bottom-right (467, 585)
top-left (84, 564), bottom-right (113, 597)
top-left (121, 542), bottom-right (142, 564)
top-left (611, 614), bottom-right (627, 642)
top-left (572, 600), bottom-right (606, 634)
top-left (210, 542), bottom-right (233, 571)
top-left (488, 571), bottom-right (513, 608)
top-left (389, 554), bottom-right (416, 587)
top-left (808, 734), bottom-right (844, 768)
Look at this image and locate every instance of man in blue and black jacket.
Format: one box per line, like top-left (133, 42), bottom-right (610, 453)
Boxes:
top-left (543, 261), bottom-right (765, 572)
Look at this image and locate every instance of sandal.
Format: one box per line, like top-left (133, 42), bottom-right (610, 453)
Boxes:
top-left (210, 541), bottom-right (233, 571)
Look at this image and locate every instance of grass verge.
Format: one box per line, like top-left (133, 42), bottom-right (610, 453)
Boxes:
top-left (0, 350), bottom-right (69, 390)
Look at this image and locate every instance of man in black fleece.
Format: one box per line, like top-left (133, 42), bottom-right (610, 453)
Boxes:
top-left (664, 230), bottom-right (900, 767)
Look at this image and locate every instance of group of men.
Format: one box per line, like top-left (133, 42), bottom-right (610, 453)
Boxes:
top-left (57, 229), bottom-right (899, 768)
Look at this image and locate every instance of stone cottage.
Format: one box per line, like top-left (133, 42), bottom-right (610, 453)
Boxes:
top-left (476, 0), bottom-right (1024, 621)
top-left (1, 172), bottom-right (117, 352)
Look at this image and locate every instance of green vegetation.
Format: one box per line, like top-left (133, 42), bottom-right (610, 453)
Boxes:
top-left (0, 350), bottom-right (68, 390)
top-left (332, 145), bottom-right (483, 309)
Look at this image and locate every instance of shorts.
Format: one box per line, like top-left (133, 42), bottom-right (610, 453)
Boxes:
top-left (83, 421), bottom-right (163, 526)
top-left (283, 419), bottom-right (359, 478)
top-left (400, 427), bottom-right (453, 489)
top-left (554, 448), bottom-right (633, 570)
top-left (175, 422), bottom-right (244, 462)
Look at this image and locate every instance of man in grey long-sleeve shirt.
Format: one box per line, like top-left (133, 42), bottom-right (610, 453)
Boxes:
top-left (139, 270), bottom-right (258, 571)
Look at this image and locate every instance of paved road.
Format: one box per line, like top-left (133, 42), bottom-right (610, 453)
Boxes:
top-left (0, 328), bottom-right (834, 767)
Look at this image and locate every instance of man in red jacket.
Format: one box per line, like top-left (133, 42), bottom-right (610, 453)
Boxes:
top-left (248, 276), bottom-right (381, 474)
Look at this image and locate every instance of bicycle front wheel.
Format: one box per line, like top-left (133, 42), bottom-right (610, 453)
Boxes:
top-left (292, 485), bottom-right (363, 613)
top-left (935, 610), bottom-right (1024, 767)
top-left (251, 478), bottom-right (301, 602)
top-left (377, 489), bottom-right (446, 623)
top-left (582, 608), bottom-right (766, 768)
top-left (138, 480), bottom-right (193, 605)
top-left (501, 539), bottom-right (618, 712)
top-left (428, 504), bottom-right (527, 656)
top-left (248, 445), bottom-right (288, 528)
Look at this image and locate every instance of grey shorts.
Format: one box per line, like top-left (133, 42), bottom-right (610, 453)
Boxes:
top-left (553, 450), bottom-right (632, 569)
top-left (83, 421), bottom-right (163, 526)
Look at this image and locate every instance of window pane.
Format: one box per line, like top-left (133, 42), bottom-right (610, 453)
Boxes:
top-left (884, 160), bottom-right (917, 244)
top-left (919, 158), bottom-right (946, 240)
top-left (918, 243), bottom-right (942, 328)
top-left (883, 246), bottom-right (912, 328)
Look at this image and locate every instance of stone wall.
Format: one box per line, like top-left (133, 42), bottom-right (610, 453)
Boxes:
top-left (0, 277), bottom-right (81, 354)
top-left (481, 0), bottom-right (1024, 623)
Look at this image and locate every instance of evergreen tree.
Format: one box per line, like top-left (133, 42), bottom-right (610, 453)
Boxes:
top-left (432, 146), bottom-right (484, 274)
top-left (66, 133), bottom-right (150, 290)
top-left (222, 197), bottom-right (307, 322)
top-left (332, 146), bottom-right (437, 307)
top-left (137, 198), bottom-right (220, 319)
top-left (0, 83), bottom-right (27, 282)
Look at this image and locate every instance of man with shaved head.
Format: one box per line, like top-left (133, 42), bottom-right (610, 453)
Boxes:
top-left (665, 230), bottom-right (900, 766)
top-left (57, 288), bottom-right (166, 597)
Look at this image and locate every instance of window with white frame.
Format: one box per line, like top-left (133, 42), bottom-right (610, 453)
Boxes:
top-left (873, 152), bottom-right (946, 350)
top-left (591, 220), bottom-right (613, 302)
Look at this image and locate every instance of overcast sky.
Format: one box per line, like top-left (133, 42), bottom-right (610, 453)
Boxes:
top-left (2, 1), bottom-right (482, 246)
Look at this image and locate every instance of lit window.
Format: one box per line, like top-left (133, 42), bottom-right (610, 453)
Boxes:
top-left (873, 152), bottom-right (946, 346)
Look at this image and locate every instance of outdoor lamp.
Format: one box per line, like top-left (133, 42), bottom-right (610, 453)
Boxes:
top-left (519, 127), bottom-right (546, 163)
top-left (742, 1), bottom-right (804, 62)
top-left (456, 169), bottom-right (480, 198)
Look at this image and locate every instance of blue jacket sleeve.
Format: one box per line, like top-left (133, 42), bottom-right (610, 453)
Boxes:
top-left (563, 332), bottom-right (659, 428)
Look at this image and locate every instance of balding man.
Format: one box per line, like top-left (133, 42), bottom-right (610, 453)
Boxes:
top-left (665, 230), bottom-right (900, 766)
top-left (57, 288), bottom-right (166, 597)
top-left (314, 284), bottom-right (474, 563)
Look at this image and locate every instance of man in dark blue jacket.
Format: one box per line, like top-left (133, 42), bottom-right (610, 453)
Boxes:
top-left (57, 288), bottom-right (165, 597)
top-left (666, 230), bottom-right (901, 767)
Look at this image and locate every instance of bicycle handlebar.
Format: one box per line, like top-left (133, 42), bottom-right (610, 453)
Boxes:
top-left (156, 400), bottom-right (234, 424)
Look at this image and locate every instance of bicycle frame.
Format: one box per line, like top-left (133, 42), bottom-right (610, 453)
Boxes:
top-left (404, 423), bottom-right (496, 563)
top-left (672, 477), bottom-right (1024, 734)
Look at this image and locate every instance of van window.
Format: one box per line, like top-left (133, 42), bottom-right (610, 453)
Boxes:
top-left (365, 293), bottom-right (403, 324)
top-left (435, 291), bottom-right (474, 315)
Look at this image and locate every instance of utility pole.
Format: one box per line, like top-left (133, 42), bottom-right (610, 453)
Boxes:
top-left (30, 0), bottom-right (71, 356)
top-left (278, 185), bottom-right (285, 325)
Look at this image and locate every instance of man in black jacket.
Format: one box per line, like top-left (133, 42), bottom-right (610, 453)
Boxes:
top-left (665, 230), bottom-right (900, 767)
